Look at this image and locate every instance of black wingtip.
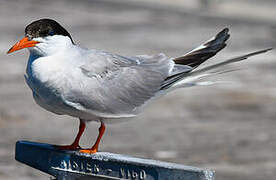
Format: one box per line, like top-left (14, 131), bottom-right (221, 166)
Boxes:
top-left (218, 27), bottom-right (230, 36)
top-left (219, 28), bottom-right (229, 35)
top-left (222, 27), bottom-right (229, 33)
top-left (173, 27), bottom-right (231, 68)
top-left (216, 27), bottom-right (230, 42)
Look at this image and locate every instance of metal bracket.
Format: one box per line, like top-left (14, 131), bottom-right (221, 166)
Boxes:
top-left (15, 141), bottom-right (215, 180)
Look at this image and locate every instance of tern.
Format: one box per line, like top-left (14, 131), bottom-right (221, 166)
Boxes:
top-left (7, 19), bottom-right (271, 153)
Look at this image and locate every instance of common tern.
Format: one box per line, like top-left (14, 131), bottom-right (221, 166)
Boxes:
top-left (7, 19), bottom-right (271, 153)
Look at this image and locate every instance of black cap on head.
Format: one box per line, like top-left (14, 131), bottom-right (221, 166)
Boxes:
top-left (25, 19), bottom-right (74, 43)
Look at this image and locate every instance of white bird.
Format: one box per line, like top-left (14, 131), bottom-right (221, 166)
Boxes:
top-left (7, 19), bottom-right (271, 153)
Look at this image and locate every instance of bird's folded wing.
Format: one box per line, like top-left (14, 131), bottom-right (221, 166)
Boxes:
top-left (64, 51), bottom-right (173, 117)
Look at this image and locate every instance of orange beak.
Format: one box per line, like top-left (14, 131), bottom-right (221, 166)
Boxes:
top-left (7, 37), bottom-right (39, 54)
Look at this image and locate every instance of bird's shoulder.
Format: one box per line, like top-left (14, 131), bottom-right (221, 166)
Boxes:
top-left (78, 49), bottom-right (172, 79)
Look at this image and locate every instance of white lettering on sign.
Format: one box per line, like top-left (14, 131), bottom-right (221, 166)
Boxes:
top-left (51, 159), bottom-right (147, 179)
top-left (120, 168), bottom-right (147, 179)
top-left (52, 160), bottom-right (100, 174)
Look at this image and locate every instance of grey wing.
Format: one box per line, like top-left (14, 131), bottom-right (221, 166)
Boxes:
top-left (66, 51), bottom-right (177, 117)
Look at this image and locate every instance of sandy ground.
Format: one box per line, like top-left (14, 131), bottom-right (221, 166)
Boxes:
top-left (0, 0), bottom-right (276, 179)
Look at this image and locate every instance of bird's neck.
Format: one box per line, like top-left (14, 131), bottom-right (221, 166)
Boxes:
top-left (26, 52), bottom-right (41, 78)
top-left (30, 35), bottom-right (74, 57)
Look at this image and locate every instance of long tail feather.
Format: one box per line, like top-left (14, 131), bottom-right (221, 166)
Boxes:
top-left (192, 48), bottom-right (272, 76)
top-left (162, 48), bottom-right (272, 90)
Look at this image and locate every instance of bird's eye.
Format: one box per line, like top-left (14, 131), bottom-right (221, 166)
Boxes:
top-left (26, 34), bottom-right (32, 40)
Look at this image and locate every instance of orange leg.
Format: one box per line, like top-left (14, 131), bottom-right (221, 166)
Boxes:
top-left (56, 119), bottom-right (86, 150)
top-left (79, 122), bottom-right (105, 154)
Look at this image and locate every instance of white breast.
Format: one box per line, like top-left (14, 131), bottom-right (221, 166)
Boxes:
top-left (26, 52), bottom-right (78, 114)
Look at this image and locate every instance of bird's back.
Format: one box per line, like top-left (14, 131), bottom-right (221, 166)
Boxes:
top-left (63, 50), bottom-right (175, 119)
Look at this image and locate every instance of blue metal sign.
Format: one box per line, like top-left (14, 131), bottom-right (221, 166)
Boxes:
top-left (15, 141), bottom-right (214, 180)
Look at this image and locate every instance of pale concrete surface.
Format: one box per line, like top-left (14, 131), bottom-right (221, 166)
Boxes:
top-left (129, 0), bottom-right (276, 24)
top-left (0, 0), bottom-right (276, 179)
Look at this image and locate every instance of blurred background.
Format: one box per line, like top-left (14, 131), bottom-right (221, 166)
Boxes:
top-left (0, 0), bottom-right (276, 179)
